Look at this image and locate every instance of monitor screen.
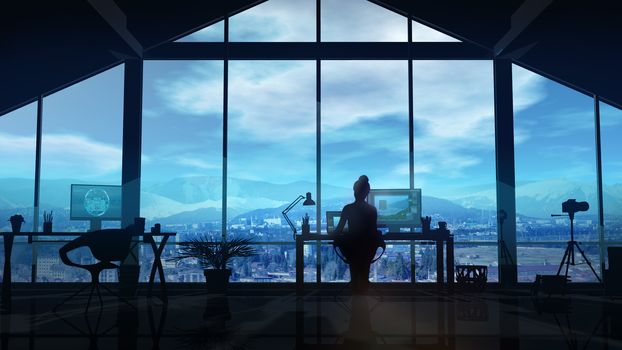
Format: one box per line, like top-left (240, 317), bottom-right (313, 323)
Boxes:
top-left (368, 189), bottom-right (422, 231)
top-left (326, 211), bottom-right (342, 233)
top-left (70, 184), bottom-right (122, 220)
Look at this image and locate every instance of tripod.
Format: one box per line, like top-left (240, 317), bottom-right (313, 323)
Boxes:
top-left (552, 211), bottom-right (601, 282)
top-left (498, 210), bottom-right (514, 266)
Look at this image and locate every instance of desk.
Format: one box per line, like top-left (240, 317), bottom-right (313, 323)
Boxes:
top-left (295, 230), bottom-right (454, 294)
top-left (1, 231), bottom-right (176, 309)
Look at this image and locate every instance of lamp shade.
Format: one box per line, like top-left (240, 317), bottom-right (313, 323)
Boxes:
top-left (303, 192), bottom-right (315, 206)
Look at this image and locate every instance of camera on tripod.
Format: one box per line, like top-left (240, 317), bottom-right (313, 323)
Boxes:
top-left (551, 199), bottom-right (601, 283)
top-left (561, 199), bottom-right (589, 216)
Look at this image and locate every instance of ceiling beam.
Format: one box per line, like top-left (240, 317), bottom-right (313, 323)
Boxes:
top-left (88, 0), bottom-right (143, 57)
top-left (493, 0), bottom-right (553, 56)
top-left (145, 42), bottom-right (492, 60)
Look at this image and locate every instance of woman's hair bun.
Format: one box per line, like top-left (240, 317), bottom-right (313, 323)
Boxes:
top-left (358, 175), bottom-right (369, 184)
top-left (353, 175), bottom-right (370, 194)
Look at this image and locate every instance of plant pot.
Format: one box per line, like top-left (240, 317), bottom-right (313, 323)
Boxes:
top-left (204, 269), bottom-right (232, 294)
top-left (43, 222), bottom-right (52, 233)
top-left (10, 219), bottom-right (23, 233)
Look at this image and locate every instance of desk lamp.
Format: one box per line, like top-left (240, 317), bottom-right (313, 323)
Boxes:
top-left (282, 192), bottom-right (315, 239)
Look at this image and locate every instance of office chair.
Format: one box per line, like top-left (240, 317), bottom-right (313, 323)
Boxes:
top-left (332, 231), bottom-right (386, 304)
top-left (332, 231), bottom-right (386, 267)
top-left (54, 228), bottom-right (136, 314)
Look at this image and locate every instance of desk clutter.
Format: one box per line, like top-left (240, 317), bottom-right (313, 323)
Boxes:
top-left (2, 215), bottom-right (176, 310)
top-left (455, 265), bottom-right (488, 290)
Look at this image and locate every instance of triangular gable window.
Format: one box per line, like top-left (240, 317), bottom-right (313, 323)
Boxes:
top-left (322, 0), bottom-right (407, 41)
top-left (175, 20), bottom-right (224, 42)
top-left (229, 0), bottom-right (315, 42)
top-left (412, 20), bottom-right (461, 42)
top-left (175, 1), bottom-right (462, 44)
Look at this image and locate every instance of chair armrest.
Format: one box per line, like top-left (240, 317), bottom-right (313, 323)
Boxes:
top-left (58, 235), bottom-right (89, 268)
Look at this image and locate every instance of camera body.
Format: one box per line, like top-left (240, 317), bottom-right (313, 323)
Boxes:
top-left (562, 199), bottom-right (589, 215)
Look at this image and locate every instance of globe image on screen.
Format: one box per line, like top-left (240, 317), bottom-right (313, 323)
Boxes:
top-left (84, 188), bottom-right (110, 217)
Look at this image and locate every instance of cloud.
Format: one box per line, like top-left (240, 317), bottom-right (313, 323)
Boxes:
top-left (230, 0), bottom-right (315, 42)
top-left (179, 21), bottom-right (224, 42)
top-left (322, 61), bottom-right (408, 129)
top-left (155, 63), bottom-right (224, 116)
top-left (189, 0), bottom-right (458, 43)
top-left (142, 108), bottom-right (161, 119)
top-left (600, 102), bottom-right (622, 127)
top-left (0, 132), bottom-right (121, 180)
top-left (411, 21), bottom-right (460, 42)
top-left (322, 0), bottom-right (406, 41)
top-left (153, 57), bottom-right (547, 187)
top-left (539, 145), bottom-right (593, 157)
top-left (175, 157), bottom-right (220, 170)
top-left (512, 65), bottom-right (547, 111)
top-left (228, 61), bottom-right (316, 140)
top-left (408, 61), bottom-right (494, 178)
top-left (406, 61), bottom-right (546, 179)
top-left (0, 132), bottom-right (36, 177)
top-left (545, 110), bottom-right (598, 137)
top-left (40, 134), bottom-right (122, 179)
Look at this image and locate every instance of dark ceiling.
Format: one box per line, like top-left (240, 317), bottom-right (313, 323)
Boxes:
top-left (376, 0), bottom-right (622, 107)
top-left (0, 0), bottom-right (263, 115)
top-left (1, 0), bottom-right (621, 116)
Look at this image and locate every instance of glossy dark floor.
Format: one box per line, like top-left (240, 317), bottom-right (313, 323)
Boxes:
top-left (1, 287), bottom-right (622, 349)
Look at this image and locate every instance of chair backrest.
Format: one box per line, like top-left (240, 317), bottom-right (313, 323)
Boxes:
top-left (332, 230), bottom-right (386, 265)
top-left (87, 229), bottom-right (133, 262)
top-left (58, 228), bottom-right (134, 271)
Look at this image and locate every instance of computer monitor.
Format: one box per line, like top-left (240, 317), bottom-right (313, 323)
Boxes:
top-left (367, 189), bottom-right (422, 232)
top-left (326, 211), bottom-right (342, 233)
top-left (70, 184), bottom-right (122, 221)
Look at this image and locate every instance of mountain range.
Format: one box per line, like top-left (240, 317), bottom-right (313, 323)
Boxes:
top-left (1, 177), bottom-right (621, 223)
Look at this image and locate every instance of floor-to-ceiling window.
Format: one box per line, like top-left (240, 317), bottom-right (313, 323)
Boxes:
top-left (0, 0), bottom-right (529, 285)
top-left (321, 60), bottom-right (410, 282)
top-left (600, 101), bottom-right (622, 264)
top-left (141, 60), bottom-right (224, 282)
top-left (38, 65), bottom-right (124, 282)
top-left (227, 60), bottom-right (316, 282)
top-left (146, 0), bottom-right (487, 285)
top-left (413, 60), bottom-right (497, 281)
top-left (0, 102), bottom-right (37, 282)
top-left (513, 64), bottom-right (600, 282)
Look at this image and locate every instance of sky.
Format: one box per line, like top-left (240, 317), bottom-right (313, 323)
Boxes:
top-left (2, 0), bottom-right (622, 209)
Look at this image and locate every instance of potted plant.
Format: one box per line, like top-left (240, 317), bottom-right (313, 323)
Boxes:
top-left (171, 236), bottom-right (257, 293)
top-left (9, 214), bottom-right (25, 233)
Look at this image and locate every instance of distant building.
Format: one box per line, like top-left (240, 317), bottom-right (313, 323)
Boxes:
top-left (100, 269), bottom-right (117, 283)
top-left (37, 257), bottom-right (66, 281)
top-left (264, 217), bottom-right (282, 226)
top-left (180, 272), bottom-right (203, 283)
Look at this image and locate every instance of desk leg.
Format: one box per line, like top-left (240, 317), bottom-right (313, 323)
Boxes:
top-left (436, 240), bottom-right (444, 284)
top-left (1, 233), bottom-right (14, 311)
top-left (296, 237), bottom-right (303, 295)
top-left (447, 237), bottom-right (455, 288)
top-left (148, 236), bottom-right (169, 302)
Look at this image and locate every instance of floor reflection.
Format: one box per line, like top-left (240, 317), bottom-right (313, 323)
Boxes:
top-left (342, 295), bottom-right (374, 348)
top-left (175, 295), bottom-right (235, 349)
top-left (0, 289), bottom-right (621, 349)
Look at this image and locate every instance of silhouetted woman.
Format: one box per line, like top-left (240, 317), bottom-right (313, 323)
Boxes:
top-left (334, 175), bottom-right (379, 294)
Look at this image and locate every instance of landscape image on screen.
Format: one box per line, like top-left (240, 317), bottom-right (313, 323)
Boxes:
top-left (375, 195), bottom-right (417, 221)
